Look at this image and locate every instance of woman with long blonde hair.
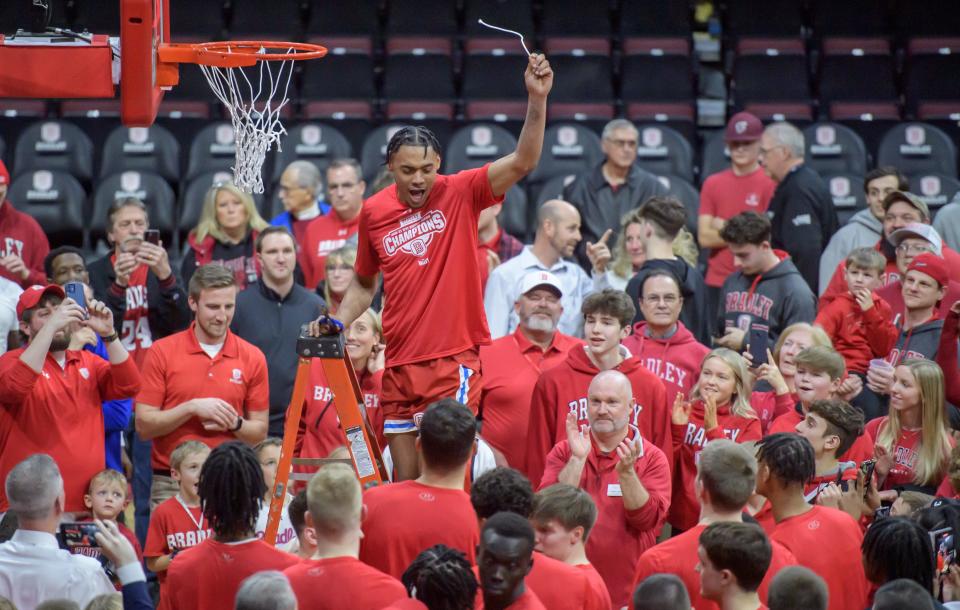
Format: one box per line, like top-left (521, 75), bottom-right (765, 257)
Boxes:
top-left (867, 359), bottom-right (952, 493)
top-left (319, 245), bottom-right (357, 315)
top-left (669, 348), bottom-right (761, 531)
top-left (182, 181), bottom-right (270, 290)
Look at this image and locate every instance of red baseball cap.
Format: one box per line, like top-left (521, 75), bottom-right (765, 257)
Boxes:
top-left (724, 112), bottom-right (764, 142)
top-left (0, 159), bottom-right (9, 186)
top-left (906, 252), bottom-right (949, 287)
top-left (16, 284), bottom-right (65, 319)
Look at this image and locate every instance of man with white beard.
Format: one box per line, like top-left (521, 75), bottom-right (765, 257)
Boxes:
top-left (479, 271), bottom-right (583, 469)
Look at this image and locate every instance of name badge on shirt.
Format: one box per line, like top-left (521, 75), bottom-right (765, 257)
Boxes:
top-left (607, 484), bottom-right (622, 497)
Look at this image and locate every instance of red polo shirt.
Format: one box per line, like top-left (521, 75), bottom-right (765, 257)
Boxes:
top-left (479, 329), bottom-right (583, 469)
top-left (300, 209), bottom-right (362, 289)
top-left (137, 323), bottom-right (269, 470)
top-left (0, 348), bottom-right (141, 511)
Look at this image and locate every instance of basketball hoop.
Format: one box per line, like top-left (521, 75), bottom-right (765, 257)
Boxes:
top-left (158, 41), bottom-right (327, 193)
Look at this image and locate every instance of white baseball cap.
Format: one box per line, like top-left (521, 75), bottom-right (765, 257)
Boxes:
top-left (889, 223), bottom-right (943, 256)
top-left (518, 270), bottom-right (563, 297)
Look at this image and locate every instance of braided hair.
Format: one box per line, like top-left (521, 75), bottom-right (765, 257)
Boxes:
top-left (385, 126), bottom-right (442, 163)
top-left (402, 544), bottom-right (478, 610)
top-left (756, 432), bottom-right (816, 486)
top-left (862, 517), bottom-right (934, 591)
top-left (199, 441), bottom-right (266, 541)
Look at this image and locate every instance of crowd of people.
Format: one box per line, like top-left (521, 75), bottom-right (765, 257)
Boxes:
top-left (0, 49), bottom-right (959, 610)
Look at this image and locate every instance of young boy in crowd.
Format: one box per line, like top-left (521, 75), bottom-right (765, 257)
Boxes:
top-left (697, 522), bottom-right (772, 610)
top-left (814, 247), bottom-right (898, 420)
top-left (143, 440), bottom-right (211, 609)
top-left (766, 346), bottom-right (873, 465)
top-left (530, 484), bottom-right (612, 610)
top-left (78, 469), bottom-right (143, 573)
top-left (287, 490), bottom-right (316, 559)
top-left (253, 438), bottom-right (296, 550)
top-left (793, 399), bottom-right (865, 503)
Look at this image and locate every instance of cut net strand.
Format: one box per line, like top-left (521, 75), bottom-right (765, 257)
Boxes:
top-left (198, 45), bottom-right (297, 193)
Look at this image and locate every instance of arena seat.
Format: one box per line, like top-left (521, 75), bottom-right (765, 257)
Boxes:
top-left (100, 125), bottom-right (181, 185)
top-left (271, 123), bottom-right (353, 184)
top-left (444, 123), bottom-right (518, 173)
top-left (527, 123), bottom-right (603, 188)
top-left (876, 122), bottom-right (957, 178)
top-left (13, 120), bottom-right (94, 186)
top-left (634, 124), bottom-right (695, 184)
top-left (820, 172), bottom-right (868, 225)
top-left (185, 123), bottom-right (239, 181)
top-left (909, 173), bottom-right (960, 213)
top-left (91, 171), bottom-right (177, 245)
top-left (383, 37), bottom-right (456, 101)
top-left (802, 122), bottom-right (869, 176)
top-left (655, 174), bottom-right (699, 235)
top-left (7, 169), bottom-right (87, 248)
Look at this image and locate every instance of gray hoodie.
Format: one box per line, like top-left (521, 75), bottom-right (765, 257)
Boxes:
top-left (934, 200), bottom-right (960, 253)
top-left (818, 208), bottom-right (883, 295)
top-left (886, 317), bottom-right (945, 363)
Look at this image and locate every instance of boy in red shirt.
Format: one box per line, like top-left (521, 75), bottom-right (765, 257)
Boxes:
top-left (755, 433), bottom-right (870, 610)
top-left (476, 511), bottom-right (546, 610)
top-left (814, 247), bottom-right (897, 420)
top-left (166, 442), bottom-right (298, 610)
top-left (530, 484), bottom-right (612, 610)
top-left (697, 522), bottom-right (772, 610)
top-left (540, 370), bottom-right (672, 608)
top-left (525, 289), bottom-right (670, 485)
top-left (359, 399), bottom-right (480, 577)
top-left (630, 440), bottom-right (796, 610)
top-left (76, 469), bottom-right (143, 580)
top-left (794, 399), bottom-right (864, 503)
top-left (284, 462), bottom-right (406, 609)
top-left (144, 440), bottom-right (211, 610)
top-left (766, 346), bottom-right (874, 465)
top-left (315, 54), bottom-right (554, 482)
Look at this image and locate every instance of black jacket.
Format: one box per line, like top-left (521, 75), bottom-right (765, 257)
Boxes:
top-left (88, 254), bottom-right (191, 342)
top-left (767, 164), bottom-right (839, 293)
top-left (626, 258), bottom-right (711, 345)
top-left (231, 279), bottom-right (325, 437)
top-left (563, 162), bottom-right (668, 269)
top-left (717, 254), bottom-right (817, 349)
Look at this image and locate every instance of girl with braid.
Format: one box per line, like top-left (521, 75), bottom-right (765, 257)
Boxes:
top-left (165, 442), bottom-right (298, 610)
top-left (311, 52), bottom-right (554, 482)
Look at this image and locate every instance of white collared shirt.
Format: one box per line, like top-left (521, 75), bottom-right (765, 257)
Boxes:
top-left (484, 246), bottom-right (593, 338)
top-left (0, 529), bottom-right (115, 610)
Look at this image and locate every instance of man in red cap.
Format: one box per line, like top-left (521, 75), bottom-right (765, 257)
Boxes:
top-left (0, 160), bottom-right (50, 288)
top-left (0, 284), bottom-right (141, 514)
top-left (697, 112), bottom-right (776, 328)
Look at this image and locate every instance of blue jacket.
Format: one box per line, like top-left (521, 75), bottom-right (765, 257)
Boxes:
top-left (85, 336), bottom-right (132, 472)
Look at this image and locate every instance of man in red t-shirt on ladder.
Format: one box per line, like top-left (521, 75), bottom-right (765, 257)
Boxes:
top-left (312, 53), bottom-right (554, 481)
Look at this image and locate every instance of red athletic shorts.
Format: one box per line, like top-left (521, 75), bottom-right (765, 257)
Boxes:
top-left (381, 348), bottom-right (482, 434)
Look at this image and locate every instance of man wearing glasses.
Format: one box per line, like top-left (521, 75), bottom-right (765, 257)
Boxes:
top-left (876, 222), bottom-right (960, 320)
top-left (273, 160), bottom-right (328, 269)
top-left (759, 122), bottom-right (838, 294)
top-left (300, 159), bottom-right (366, 289)
top-left (698, 112), bottom-right (776, 328)
top-left (563, 119), bottom-right (667, 271)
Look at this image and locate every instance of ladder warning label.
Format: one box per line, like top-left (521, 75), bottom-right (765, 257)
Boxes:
top-left (345, 426), bottom-right (376, 479)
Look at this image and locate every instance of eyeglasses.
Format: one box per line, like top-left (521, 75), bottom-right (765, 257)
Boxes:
top-left (607, 138), bottom-right (638, 149)
top-left (896, 243), bottom-right (933, 254)
top-left (277, 184), bottom-right (304, 193)
top-left (642, 295), bottom-right (680, 305)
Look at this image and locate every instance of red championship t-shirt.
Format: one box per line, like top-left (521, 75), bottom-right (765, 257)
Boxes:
top-left (136, 324), bottom-right (270, 470)
top-left (0, 349), bottom-right (141, 512)
top-left (669, 403), bottom-right (762, 531)
top-left (166, 538), bottom-right (299, 610)
top-left (295, 361), bottom-right (385, 464)
top-left (359, 481), bottom-right (480, 579)
top-left (284, 556), bottom-right (407, 610)
top-left (300, 210), bottom-right (362, 289)
top-left (354, 164), bottom-right (503, 368)
top-left (769, 505), bottom-right (869, 610)
top-left (144, 495), bottom-right (212, 589)
top-left (479, 329), bottom-right (583, 470)
top-left (629, 523), bottom-right (798, 610)
top-left (699, 167), bottom-right (776, 287)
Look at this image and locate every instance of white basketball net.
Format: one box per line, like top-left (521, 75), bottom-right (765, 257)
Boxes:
top-left (198, 47), bottom-right (296, 193)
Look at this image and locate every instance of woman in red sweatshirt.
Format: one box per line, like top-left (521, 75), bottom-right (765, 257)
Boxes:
top-left (669, 348), bottom-right (761, 531)
top-left (867, 359), bottom-right (953, 495)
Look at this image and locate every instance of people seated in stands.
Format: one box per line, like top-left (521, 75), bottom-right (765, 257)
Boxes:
top-left (0, 159), bottom-right (50, 288)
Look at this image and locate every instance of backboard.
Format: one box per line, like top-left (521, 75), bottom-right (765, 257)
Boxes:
top-left (120, 0), bottom-right (169, 126)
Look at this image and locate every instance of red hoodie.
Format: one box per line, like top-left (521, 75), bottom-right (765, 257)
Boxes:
top-left (937, 309), bottom-right (960, 407)
top-left (524, 346), bottom-right (671, 486)
top-left (814, 292), bottom-right (899, 374)
top-left (750, 390), bottom-right (797, 434)
top-left (669, 401), bottom-right (762, 530)
top-left (622, 322), bottom-right (710, 402)
top-left (540, 427), bottom-right (671, 609)
top-left (0, 199), bottom-right (49, 287)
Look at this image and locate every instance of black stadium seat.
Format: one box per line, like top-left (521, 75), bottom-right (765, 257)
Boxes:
top-left (809, 0), bottom-right (890, 39)
top-left (532, 173), bottom-right (578, 209)
top-left (444, 124), bottom-right (518, 173)
top-left (299, 37), bottom-right (376, 102)
top-left (802, 122), bottom-right (868, 176)
top-left (168, 0), bottom-right (226, 37)
top-left (725, 0), bottom-right (803, 39)
top-left (910, 173), bottom-right (960, 213)
top-left (821, 172), bottom-right (868, 225)
top-left (302, 101), bottom-right (374, 158)
top-left (7, 170), bottom-right (87, 248)
top-left (385, 102), bottom-right (456, 154)
top-left (731, 39), bottom-right (811, 109)
top-left (527, 123), bottom-right (603, 188)
top-left (894, 0), bottom-right (960, 39)
top-left (655, 174), bottom-right (699, 235)
top-left (543, 38), bottom-right (614, 103)
top-left (620, 0), bottom-right (692, 37)
top-left (499, 186), bottom-right (530, 242)
top-left (186, 123), bottom-right (238, 181)
top-left (626, 103), bottom-right (697, 149)
top-left (100, 125), bottom-right (181, 184)
top-left (360, 124), bottom-right (407, 182)
top-left (91, 171), bottom-right (177, 246)
top-left (634, 124), bottom-right (695, 184)
top-left (306, 0), bottom-right (379, 36)
top-left (465, 101), bottom-right (528, 138)
top-left (620, 38), bottom-right (695, 104)
top-left (462, 38), bottom-right (529, 101)
top-left (383, 38), bottom-right (456, 101)
top-left (548, 103), bottom-right (616, 136)
top-left (904, 38), bottom-right (960, 115)
top-left (818, 38), bottom-right (898, 106)
top-left (877, 122), bottom-right (958, 178)
top-left (463, 0), bottom-right (535, 38)
top-left (829, 102), bottom-right (902, 161)
top-left (540, 0), bottom-right (611, 36)
top-left (699, 129), bottom-right (731, 182)
top-left (385, 0), bottom-right (458, 36)
top-left (13, 121), bottom-right (94, 185)
top-left (271, 123), bottom-right (353, 184)
top-left (227, 0), bottom-right (305, 36)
